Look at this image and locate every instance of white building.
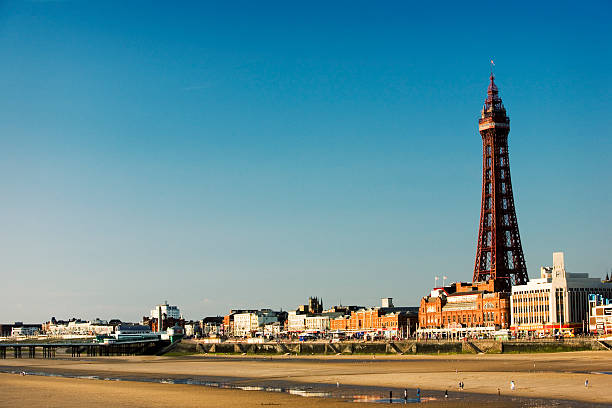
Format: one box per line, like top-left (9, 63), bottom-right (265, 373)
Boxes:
top-left (184, 321), bottom-right (200, 337)
top-left (46, 320), bottom-right (114, 337)
top-left (201, 318), bottom-right (223, 336)
top-left (264, 322), bottom-right (283, 337)
top-left (511, 252), bottom-right (612, 335)
top-left (305, 315), bottom-right (331, 332)
top-left (11, 326), bottom-right (38, 337)
top-left (287, 311), bottom-right (307, 333)
top-left (150, 301), bottom-right (181, 320)
top-left (233, 311), bottom-right (280, 337)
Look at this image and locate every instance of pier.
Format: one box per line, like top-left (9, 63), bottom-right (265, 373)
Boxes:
top-left (0, 339), bottom-right (169, 359)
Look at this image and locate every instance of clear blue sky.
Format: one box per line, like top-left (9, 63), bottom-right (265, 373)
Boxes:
top-left (1, 1), bottom-right (610, 323)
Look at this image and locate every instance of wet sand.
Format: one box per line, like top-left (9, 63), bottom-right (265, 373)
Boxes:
top-left (0, 373), bottom-right (380, 408)
top-left (1, 351), bottom-right (611, 406)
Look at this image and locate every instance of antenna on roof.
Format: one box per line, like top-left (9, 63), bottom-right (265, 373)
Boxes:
top-left (490, 59), bottom-right (495, 76)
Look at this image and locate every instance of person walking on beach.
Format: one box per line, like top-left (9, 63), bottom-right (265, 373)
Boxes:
top-left (510, 380), bottom-right (515, 391)
top-left (585, 379), bottom-right (589, 388)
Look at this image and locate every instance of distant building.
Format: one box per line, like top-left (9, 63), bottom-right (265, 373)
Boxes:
top-left (297, 297), bottom-right (323, 314)
top-left (331, 299), bottom-right (419, 338)
top-left (143, 316), bottom-right (185, 333)
top-left (287, 311), bottom-right (307, 333)
top-left (146, 301), bottom-right (184, 332)
top-left (304, 312), bottom-right (346, 332)
top-left (115, 324), bottom-right (152, 335)
top-left (511, 252), bottom-right (612, 335)
top-left (588, 294), bottom-right (612, 335)
top-left (1, 322), bottom-right (42, 338)
top-left (264, 321), bottom-right (283, 337)
top-left (184, 321), bottom-right (200, 337)
top-left (233, 310), bottom-right (282, 337)
top-left (150, 301), bottom-right (181, 320)
top-left (43, 318), bottom-right (114, 337)
top-left (201, 316), bottom-right (223, 336)
top-left (223, 310), bottom-right (260, 336)
top-left (11, 326), bottom-right (39, 337)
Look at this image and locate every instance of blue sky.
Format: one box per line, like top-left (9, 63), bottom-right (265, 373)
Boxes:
top-left (1, 1), bottom-right (610, 322)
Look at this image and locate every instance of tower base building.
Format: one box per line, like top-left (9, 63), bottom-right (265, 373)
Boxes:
top-left (417, 280), bottom-right (510, 339)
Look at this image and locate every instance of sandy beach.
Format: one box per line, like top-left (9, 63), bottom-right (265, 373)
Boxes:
top-left (1, 351), bottom-right (611, 406)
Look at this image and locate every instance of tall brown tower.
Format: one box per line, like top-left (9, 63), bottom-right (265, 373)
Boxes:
top-left (473, 74), bottom-right (528, 292)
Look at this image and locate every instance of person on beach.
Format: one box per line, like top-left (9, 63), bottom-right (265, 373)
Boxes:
top-left (585, 379), bottom-right (589, 388)
top-left (510, 380), bottom-right (515, 391)
top-left (445, 390), bottom-right (448, 398)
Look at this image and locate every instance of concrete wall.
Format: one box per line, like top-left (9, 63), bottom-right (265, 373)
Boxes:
top-left (183, 338), bottom-right (607, 356)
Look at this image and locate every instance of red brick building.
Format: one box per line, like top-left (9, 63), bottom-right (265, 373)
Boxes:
top-left (418, 280), bottom-right (510, 338)
top-left (330, 306), bottom-right (418, 338)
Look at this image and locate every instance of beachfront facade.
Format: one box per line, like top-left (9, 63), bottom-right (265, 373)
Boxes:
top-left (417, 280), bottom-right (510, 338)
top-left (588, 294), bottom-right (612, 335)
top-left (232, 310), bottom-right (283, 337)
top-left (330, 301), bottom-right (419, 338)
top-left (44, 320), bottom-right (114, 337)
top-left (511, 252), bottom-right (612, 335)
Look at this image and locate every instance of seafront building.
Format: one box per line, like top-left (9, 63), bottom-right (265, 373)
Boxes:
top-left (43, 318), bottom-right (115, 337)
top-left (588, 294), bottom-right (612, 335)
top-left (0, 322), bottom-right (42, 338)
top-left (417, 281), bottom-right (510, 338)
top-left (144, 301), bottom-right (185, 333)
top-left (511, 252), bottom-right (612, 335)
top-left (232, 310), bottom-right (285, 337)
top-left (330, 298), bottom-right (419, 338)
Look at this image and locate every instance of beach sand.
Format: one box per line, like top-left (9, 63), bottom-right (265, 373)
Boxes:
top-left (1, 351), bottom-right (611, 406)
top-left (0, 373), bottom-right (372, 408)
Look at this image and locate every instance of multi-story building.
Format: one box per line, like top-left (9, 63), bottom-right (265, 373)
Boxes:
top-left (331, 299), bottom-right (419, 338)
top-left (1, 322), bottom-right (42, 338)
top-left (223, 309), bottom-right (259, 336)
top-left (184, 321), bottom-right (200, 337)
top-left (44, 319), bottom-right (114, 337)
top-left (511, 252), bottom-right (612, 335)
top-left (201, 316), bottom-right (223, 336)
top-left (150, 301), bottom-right (181, 320)
top-left (588, 294), bottom-right (612, 335)
top-left (418, 280), bottom-right (510, 338)
top-left (11, 326), bottom-right (39, 337)
top-left (287, 311), bottom-right (307, 333)
top-left (233, 310), bottom-right (283, 337)
top-left (264, 322), bottom-right (283, 337)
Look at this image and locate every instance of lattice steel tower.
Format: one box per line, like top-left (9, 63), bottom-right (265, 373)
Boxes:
top-left (473, 74), bottom-right (528, 292)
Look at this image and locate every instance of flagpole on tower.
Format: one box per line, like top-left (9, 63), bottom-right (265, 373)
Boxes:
top-left (490, 59), bottom-right (495, 77)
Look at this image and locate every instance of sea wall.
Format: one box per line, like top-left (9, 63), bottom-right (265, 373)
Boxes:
top-left (174, 338), bottom-right (608, 356)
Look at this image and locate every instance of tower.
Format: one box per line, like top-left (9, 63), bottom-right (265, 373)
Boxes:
top-left (473, 74), bottom-right (528, 292)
